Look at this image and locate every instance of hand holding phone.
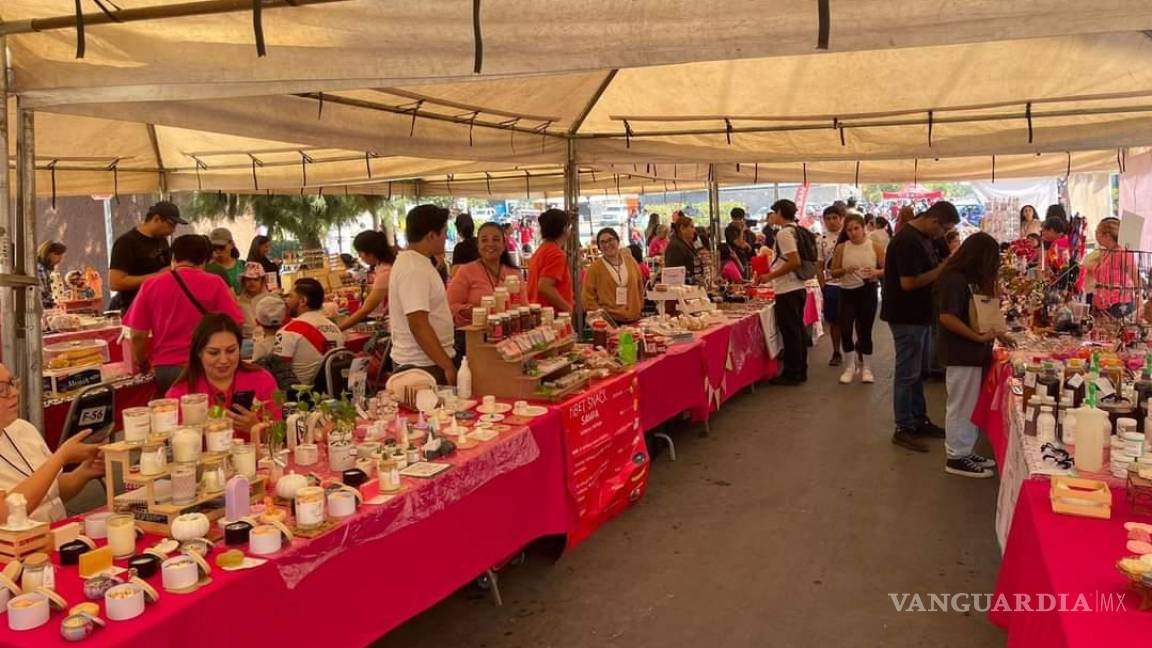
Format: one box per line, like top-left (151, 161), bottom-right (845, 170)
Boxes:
top-left (231, 390), bottom-right (256, 412)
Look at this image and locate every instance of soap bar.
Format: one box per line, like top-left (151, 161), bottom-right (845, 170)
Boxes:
top-left (78, 546), bottom-right (113, 579)
top-left (51, 522), bottom-right (82, 551)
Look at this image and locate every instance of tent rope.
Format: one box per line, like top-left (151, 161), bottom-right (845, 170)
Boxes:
top-left (73, 0), bottom-right (86, 58)
top-left (48, 161), bottom-right (59, 210)
top-left (1026, 102), bottom-right (1034, 143)
top-left (252, 0), bottom-right (267, 57)
top-left (1118, 148), bottom-right (1127, 173)
top-left (105, 158), bottom-right (122, 204)
top-left (317, 92), bottom-right (324, 119)
top-left (816, 0), bottom-right (830, 49)
top-left (927, 110), bottom-right (934, 147)
top-left (992, 155), bottom-right (996, 183)
top-left (364, 152), bottom-right (372, 179)
top-left (854, 160), bottom-right (860, 187)
top-left (409, 100), bottom-right (425, 137)
top-left (485, 172), bottom-right (492, 195)
top-left (1066, 151), bottom-right (1072, 179)
top-left (724, 119), bottom-right (733, 145)
top-left (472, 0), bottom-right (484, 74)
top-left (913, 158), bottom-right (918, 185)
top-left (754, 162), bottom-right (759, 184)
top-left (802, 162), bottom-right (807, 185)
top-left (623, 120), bottom-right (633, 148)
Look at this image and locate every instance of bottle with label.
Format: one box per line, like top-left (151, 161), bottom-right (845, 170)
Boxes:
top-left (1036, 406), bottom-right (1057, 444)
top-left (1064, 358), bottom-right (1087, 407)
top-left (457, 358), bottom-right (472, 400)
top-left (1022, 358), bottom-right (1045, 405)
top-left (1023, 395), bottom-right (1044, 437)
top-left (1058, 391), bottom-right (1075, 443)
top-left (1036, 362), bottom-right (1062, 400)
top-left (1072, 378), bottom-right (1109, 473)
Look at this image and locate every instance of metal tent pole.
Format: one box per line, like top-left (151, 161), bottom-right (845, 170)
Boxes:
top-left (15, 103), bottom-right (42, 429)
top-left (564, 139), bottom-right (582, 327)
top-left (707, 163), bottom-right (721, 279)
top-left (0, 38), bottom-right (16, 371)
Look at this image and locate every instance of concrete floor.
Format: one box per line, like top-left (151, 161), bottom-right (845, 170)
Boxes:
top-left (372, 328), bottom-right (1006, 648)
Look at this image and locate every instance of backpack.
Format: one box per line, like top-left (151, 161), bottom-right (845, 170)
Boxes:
top-left (777, 224), bottom-right (818, 280)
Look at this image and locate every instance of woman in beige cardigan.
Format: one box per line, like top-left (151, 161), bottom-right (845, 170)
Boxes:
top-left (583, 227), bottom-right (645, 323)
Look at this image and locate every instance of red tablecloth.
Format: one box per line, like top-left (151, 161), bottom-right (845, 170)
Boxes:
top-left (974, 359), bottom-right (1014, 467)
top-left (42, 374), bottom-right (156, 449)
top-left (344, 331), bottom-right (371, 354)
top-left (0, 418), bottom-right (569, 648)
top-left (991, 480), bottom-right (1152, 646)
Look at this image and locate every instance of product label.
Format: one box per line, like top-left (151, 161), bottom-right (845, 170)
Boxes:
top-left (1096, 377), bottom-right (1116, 399)
top-left (1066, 373), bottom-right (1084, 389)
top-left (1023, 372), bottom-right (1037, 388)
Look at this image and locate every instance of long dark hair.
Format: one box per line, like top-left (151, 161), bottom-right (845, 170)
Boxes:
top-left (837, 214), bottom-right (866, 245)
top-left (942, 232), bottom-right (1001, 294)
top-left (174, 314), bottom-right (260, 390)
top-left (477, 222), bottom-right (517, 269)
top-left (644, 213), bottom-right (660, 243)
top-left (1019, 205), bottom-right (1038, 225)
top-left (246, 235), bottom-right (270, 261)
top-left (353, 230), bottom-right (397, 265)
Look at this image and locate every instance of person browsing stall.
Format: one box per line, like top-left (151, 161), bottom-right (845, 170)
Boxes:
top-left (206, 227), bottom-right (244, 294)
top-left (829, 213), bottom-right (886, 384)
top-left (339, 230), bottom-right (396, 332)
top-left (447, 221), bottom-right (524, 327)
top-left (390, 205), bottom-right (458, 385)
top-left (881, 201), bottom-right (960, 453)
top-left (166, 314), bottom-right (279, 438)
top-left (108, 201), bottom-right (186, 311)
top-left (36, 241), bottom-right (67, 309)
top-left (527, 209), bottom-right (575, 313)
top-left (124, 234), bottom-right (246, 396)
top-left (0, 363), bottom-right (105, 523)
top-left (760, 199), bottom-right (811, 385)
top-left (583, 228), bottom-right (645, 323)
top-left (246, 235), bottom-right (281, 278)
top-left (818, 205), bottom-right (846, 367)
top-left (663, 215), bottom-right (703, 285)
top-left (274, 278), bottom-right (345, 386)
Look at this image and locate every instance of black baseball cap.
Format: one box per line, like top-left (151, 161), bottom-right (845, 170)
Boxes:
top-left (146, 201), bottom-right (188, 225)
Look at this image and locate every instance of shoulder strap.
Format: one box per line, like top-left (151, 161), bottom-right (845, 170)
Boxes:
top-left (171, 269), bottom-right (207, 315)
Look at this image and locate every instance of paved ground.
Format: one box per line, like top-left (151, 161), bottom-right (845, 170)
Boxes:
top-left (372, 328), bottom-right (1006, 648)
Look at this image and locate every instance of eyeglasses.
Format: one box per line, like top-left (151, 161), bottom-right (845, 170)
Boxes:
top-left (0, 378), bottom-right (21, 397)
top-left (597, 238), bottom-right (618, 247)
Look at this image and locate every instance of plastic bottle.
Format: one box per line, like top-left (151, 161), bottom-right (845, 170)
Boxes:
top-left (456, 358), bottom-right (473, 400)
top-left (1072, 378), bottom-right (1109, 473)
top-left (618, 332), bottom-right (637, 365)
top-left (1036, 406), bottom-right (1056, 444)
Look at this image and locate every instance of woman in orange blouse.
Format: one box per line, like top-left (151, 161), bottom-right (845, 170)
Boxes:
top-left (447, 222), bottom-right (524, 327)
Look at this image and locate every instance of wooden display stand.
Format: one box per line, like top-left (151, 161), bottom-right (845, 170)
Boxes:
top-left (101, 441), bottom-right (266, 537)
top-left (463, 327), bottom-right (586, 401)
top-left (1050, 476), bottom-right (1112, 519)
top-left (0, 523), bottom-right (50, 560)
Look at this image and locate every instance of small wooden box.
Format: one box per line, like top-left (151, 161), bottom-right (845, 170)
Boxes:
top-left (1050, 476), bottom-right (1112, 519)
top-left (0, 523), bottom-right (51, 560)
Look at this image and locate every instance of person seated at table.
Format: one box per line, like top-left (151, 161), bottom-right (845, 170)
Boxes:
top-left (582, 228), bottom-right (645, 323)
top-left (340, 230), bottom-right (396, 332)
top-left (0, 363), bottom-right (105, 523)
top-left (527, 209), bottom-right (575, 313)
top-left (237, 262), bottom-right (269, 339)
top-left (166, 313), bottom-right (280, 438)
top-left (275, 278), bottom-right (345, 386)
top-left (447, 221), bottom-right (523, 328)
top-left (1083, 217), bottom-right (1141, 320)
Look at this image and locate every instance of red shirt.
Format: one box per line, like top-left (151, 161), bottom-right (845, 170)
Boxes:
top-left (527, 241), bottom-right (573, 308)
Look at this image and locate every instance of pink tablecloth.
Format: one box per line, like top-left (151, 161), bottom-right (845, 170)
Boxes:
top-left (990, 480), bottom-right (1152, 646)
top-left (973, 359), bottom-right (1014, 467)
top-left (0, 419), bottom-right (570, 648)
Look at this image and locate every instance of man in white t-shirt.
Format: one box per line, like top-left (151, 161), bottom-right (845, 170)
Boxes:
top-left (818, 205), bottom-right (845, 367)
top-left (389, 204), bottom-right (457, 385)
top-left (761, 199), bottom-right (810, 385)
top-left (274, 278), bottom-right (345, 386)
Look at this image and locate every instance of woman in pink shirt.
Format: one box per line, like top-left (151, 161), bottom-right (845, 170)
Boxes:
top-left (647, 225), bottom-right (670, 257)
top-left (166, 314), bottom-right (280, 439)
top-left (447, 222), bottom-right (524, 327)
top-left (340, 230), bottom-right (396, 332)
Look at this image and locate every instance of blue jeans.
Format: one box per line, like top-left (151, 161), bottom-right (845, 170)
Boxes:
top-left (889, 323), bottom-right (932, 430)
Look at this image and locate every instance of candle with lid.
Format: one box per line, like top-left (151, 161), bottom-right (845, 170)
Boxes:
top-left (122, 407), bottom-right (150, 444)
top-left (179, 393), bottom-right (209, 426)
top-left (172, 427), bottom-right (202, 463)
top-left (148, 399), bottom-right (179, 437)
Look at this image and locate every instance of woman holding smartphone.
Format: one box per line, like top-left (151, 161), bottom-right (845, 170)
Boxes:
top-left (166, 314), bottom-right (280, 438)
top-left (0, 363), bottom-right (105, 523)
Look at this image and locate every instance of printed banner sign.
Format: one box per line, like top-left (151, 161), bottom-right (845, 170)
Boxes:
top-left (558, 374), bottom-right (648, 547)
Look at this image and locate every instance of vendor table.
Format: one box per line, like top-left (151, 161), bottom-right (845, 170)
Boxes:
top-left (42, 372), bottom-right (155, 450)
top-left (0, 418), bottom-right (569, 648)
top-left (990, 480), bottom-right (1152, 646)
top-left (10, 309), bottom-right (779, 646)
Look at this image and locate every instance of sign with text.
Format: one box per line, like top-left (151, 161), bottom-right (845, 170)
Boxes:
top-left (558, 374), bottom-right (648, 547)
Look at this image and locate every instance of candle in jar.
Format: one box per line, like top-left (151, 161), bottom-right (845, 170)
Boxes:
top-left (171, 463), bottom-right (198, 505)
top-left (148, 399), bottom-right (179, 437)
top-left (139, 443), bottom-right (166, 476)
top-left (294, 486), bottom-right (325, 530)
top-left (231, 442), bottom-right (256, 478)
top-left (204, 420), bottom-right (233, 453)
top-left (180, 393), bottom-right (209, 426)
top-left (122, 407), bottom-right (151, 444)
top-left (171, 428), bottom-right (202, 463)
top-left (106, 514), bottom-right (137, 558)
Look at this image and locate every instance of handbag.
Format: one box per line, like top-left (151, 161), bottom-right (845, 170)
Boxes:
top-left (968, 284), bottom-right (1007, 334)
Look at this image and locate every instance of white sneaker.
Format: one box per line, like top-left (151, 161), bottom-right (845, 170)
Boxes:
top-left (839, 366), bottom-right (856, 384)
top-left (861, 367), bottom-right (875, 383)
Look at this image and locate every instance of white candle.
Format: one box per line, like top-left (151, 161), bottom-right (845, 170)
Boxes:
top-left (171, 428), bottom-right (202, 463)
top-left (231, 443), bottom-right (256, 478)
top-left (122, 407), bottom-right (150, 444)
top-left (139, 444), bottom-right (166, 476)
top-left (148, 399), bottom-right (179, 437)
top-left (106, 514), bottom-right (137, 558)
top-left (204, 420), bottom-right (233, 453)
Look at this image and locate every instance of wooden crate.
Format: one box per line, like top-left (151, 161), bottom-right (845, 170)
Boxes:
top-left (0, 524), bottom-right (50, 561)
top-left (1050, 476), bottom-right (1112, 519)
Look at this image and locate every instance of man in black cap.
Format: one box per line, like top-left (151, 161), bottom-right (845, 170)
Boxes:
top-left (108, 201), bottom-right (187, 311)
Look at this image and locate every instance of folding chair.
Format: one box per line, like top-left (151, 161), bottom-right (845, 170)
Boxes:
top-left (316, 348), bottom-right (357, 398)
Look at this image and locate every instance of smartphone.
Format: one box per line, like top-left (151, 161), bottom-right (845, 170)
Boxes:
top-left (81, 428), bottom-right (111, 445)
top-left (232, 390), bottom-right (256, 412)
